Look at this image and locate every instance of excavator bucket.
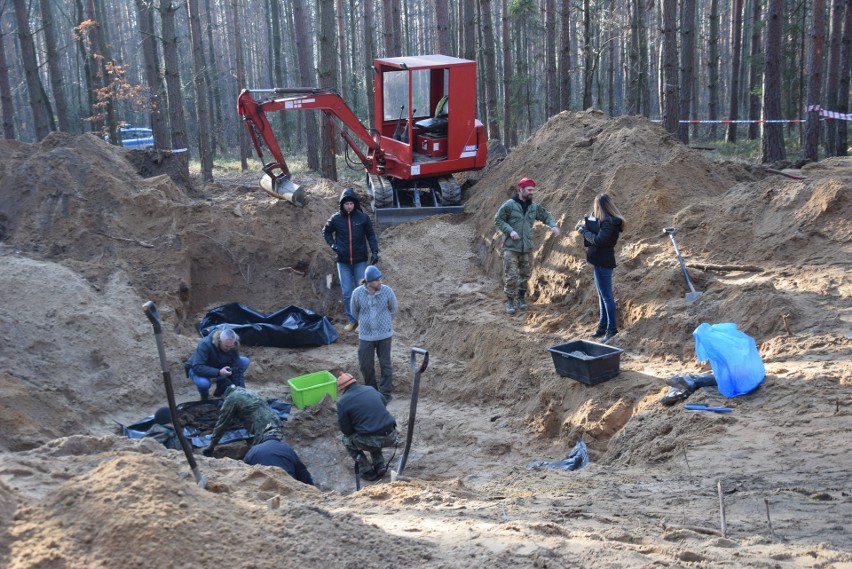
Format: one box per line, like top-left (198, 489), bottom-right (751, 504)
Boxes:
top-left (260, 174), bottom-right (306, 206)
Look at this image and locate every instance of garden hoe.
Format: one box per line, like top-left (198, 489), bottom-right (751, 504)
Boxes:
top-left (143, 301), bottom-right (208, 488)
top-left (662, 227), bottom-right (703, 302)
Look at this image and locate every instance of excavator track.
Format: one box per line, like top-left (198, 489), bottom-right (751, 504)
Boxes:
top-left (437, 176), bottom-right (462, 205)
top-left (367, 173), bottom-right (394, 209)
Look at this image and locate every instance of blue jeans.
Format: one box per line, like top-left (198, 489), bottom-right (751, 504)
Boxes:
top-left (338, 261), bottom-right (368, 324)
top-left (593, 266), bottom-right (617, 331)
top-left (190, 356), bottom-right (249, 399)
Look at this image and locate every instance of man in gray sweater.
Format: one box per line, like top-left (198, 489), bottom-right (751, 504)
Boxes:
top-left (351, 265), bottom-right (398, 403)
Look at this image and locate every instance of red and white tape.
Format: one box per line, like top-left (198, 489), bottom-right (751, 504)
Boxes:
top-left (806, 105), bottom-right (852, 121)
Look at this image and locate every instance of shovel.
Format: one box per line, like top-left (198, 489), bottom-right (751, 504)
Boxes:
top-left (143, 301), bottom-right (208, 488)
top-left (393, 347), bottom-right (429, 479)
top-left (662, 227), bottom-right (703, 302)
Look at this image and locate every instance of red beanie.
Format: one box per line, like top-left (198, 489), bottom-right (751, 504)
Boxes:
top-left (518, 177), bottom-right (536, 189)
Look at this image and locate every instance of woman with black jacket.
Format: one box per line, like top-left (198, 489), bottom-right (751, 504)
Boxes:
top-left (576, 194), bottom-right (626, 343)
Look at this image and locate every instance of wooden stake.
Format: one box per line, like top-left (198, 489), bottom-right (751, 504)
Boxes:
top-left (781, 314), bottom-right (793, 336)
top-left (717, 479), bottom-right (727, 538)
top-left (682, 445), bottom-right (692, 477)
top-left (764, 498), bottom-right (774, 538)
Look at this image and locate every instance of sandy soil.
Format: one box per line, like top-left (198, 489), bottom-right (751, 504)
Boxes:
top-left (0, 113), bottom-right (850, 568)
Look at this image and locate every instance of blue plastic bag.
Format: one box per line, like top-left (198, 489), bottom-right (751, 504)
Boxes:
top-left (693, 322), bottom-right (765, 397)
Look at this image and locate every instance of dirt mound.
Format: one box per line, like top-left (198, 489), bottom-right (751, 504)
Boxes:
top-left (1, 118), bottom-right (850, 568)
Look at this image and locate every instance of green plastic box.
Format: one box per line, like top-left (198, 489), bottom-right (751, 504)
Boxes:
top-left (287, 370), bottom-right (337, 409)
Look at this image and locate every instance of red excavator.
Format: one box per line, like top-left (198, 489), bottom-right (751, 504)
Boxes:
top-left (238, 54), bottom-right (487, 224)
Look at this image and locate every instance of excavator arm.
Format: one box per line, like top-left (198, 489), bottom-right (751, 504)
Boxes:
top-left (238, 88), bottom-right (382, 196)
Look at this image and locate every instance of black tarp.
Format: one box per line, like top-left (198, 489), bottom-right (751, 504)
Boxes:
top-left (123, 399), bottom-right (292, 448)
top-left (196, 302), bottom-right (338, 347)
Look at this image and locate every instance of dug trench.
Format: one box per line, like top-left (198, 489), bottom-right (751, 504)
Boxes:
top-left (0, 114), bottom-right (849, 567)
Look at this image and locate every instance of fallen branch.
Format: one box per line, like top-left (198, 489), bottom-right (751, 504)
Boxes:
top-left (662, 523), bottom-right (722, 537)
top-left (97, 232), bottom-right (154, 248)
top-left (688, 262), bottom-right (763, 273)
top-left (766, 168), bottom-right (805, 180)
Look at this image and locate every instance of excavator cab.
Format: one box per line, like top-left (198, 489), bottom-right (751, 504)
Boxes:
top-left (368, 55), bottom-right (486, 223)
top-left (238, 54), bottom-right (486, 224)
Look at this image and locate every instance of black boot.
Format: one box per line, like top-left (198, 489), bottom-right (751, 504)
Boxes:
top-left (505, 297), bottom-right (516, 315)
top-left (602, 329), bottom-right (618, 343)
top-left (591, 326), bottom-right (606, 338)
top-left (516, 291), bottom-right (528, 309)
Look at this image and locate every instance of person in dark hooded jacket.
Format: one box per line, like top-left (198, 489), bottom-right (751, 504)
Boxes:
top-left (576, 193), bottom-right (626, 343)
top-left (323, 188), bottom-right (379, 332)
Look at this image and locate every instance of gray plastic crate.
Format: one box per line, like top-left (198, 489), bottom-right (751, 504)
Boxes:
top-left (547, 340), bottom-right (623, 385)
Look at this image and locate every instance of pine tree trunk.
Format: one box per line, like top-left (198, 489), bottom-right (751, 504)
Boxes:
top-left (544, 0), bottom-right (557, 117)
top-left (678, 0), bottom-right (696, 144)
top-left (823, 0), bottom-right (845, 156)
top-left (0, 14), bottom-right (16, 139)
top-left (747, 0), bottom-right (763, 140)
top-left (13, 0), bottom-right (52, 140)
top-left (188, 0), bottom-right (213, 181)
top-left (363, 0), bottom-right (376, 126)
top-left (161, 0), bottom-right (190, 181)
top-left (661, 0), bottom-right (679, 133)
top-left (559, 0), bottom-right (571, 112)
top-left (436, 0), bottom-right (451, 54)
top-left (804, 0), bottom-right (825, 162)
top-left (480, 0), bottom-right (499, 138)
top-left (725, 0), bottom-right (744, 143)
top-left (292, 0), bottom-right (319, 170)
top-left (501, 0), bottom-right (515, 145)
top-left (135, 0), bottom-right (168, 149)
top-left (318, 0), bottom-right (339, 181)
top-left (837, 0), bottom-right (852, 156)
top-left (762, 0), bottom-right (786, 163)
top-left (38, 0), bottom-right (70, 133)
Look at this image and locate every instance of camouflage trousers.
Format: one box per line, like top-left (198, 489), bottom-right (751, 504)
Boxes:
top-left (342, 430), bottom-right (399, 465)
top-left (502, 249), bottom-right (533, 298)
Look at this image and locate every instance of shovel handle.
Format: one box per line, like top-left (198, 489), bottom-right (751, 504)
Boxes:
top-left (143, 301), bottom-right (162, 334)
top-left (410, 347), bottom-right (429, 373)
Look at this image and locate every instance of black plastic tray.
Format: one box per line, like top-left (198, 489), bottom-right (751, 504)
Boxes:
top-left (547, 340), bottom-right (623, 385)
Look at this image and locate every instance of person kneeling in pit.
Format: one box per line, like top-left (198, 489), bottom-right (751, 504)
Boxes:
top-left (203, 385), bottom-right (282, 456)
top-left (186, 328), bottom-right (250, 401)
top-left (243, 434), bottom-right (314, 486)
top-left (336, 372), bottom-right (398, 481)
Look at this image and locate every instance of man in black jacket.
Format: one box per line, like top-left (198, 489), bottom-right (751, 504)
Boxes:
top-left (336, 372), bottom-right (398, 481)
top-left (243, 435), bottom-right (314, 485)
top-left (323, 188), bottom-right (379, 333)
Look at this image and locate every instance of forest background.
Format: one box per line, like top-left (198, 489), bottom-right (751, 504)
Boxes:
top-left (1, 0), bottom-right (850, 184)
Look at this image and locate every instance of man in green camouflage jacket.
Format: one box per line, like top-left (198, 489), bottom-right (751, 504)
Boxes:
top-left (202, 385), bottom-right (282, 456)
top-left (494, 177), bottom-right (561, 315)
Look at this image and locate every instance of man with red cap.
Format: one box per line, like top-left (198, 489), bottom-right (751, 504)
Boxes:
top-left (494, 177), bottom-right (561, 314)
top-left (336, 372), bottom-right (398, 481)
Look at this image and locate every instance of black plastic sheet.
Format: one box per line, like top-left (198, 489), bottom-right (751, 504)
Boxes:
top-left (122, 399), bottom-right (292, 448)
top-left (196, 302), bottom-right (338, 347)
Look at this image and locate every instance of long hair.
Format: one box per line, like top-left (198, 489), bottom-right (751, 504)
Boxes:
top-left (593, 194), bottom-right (627, 231)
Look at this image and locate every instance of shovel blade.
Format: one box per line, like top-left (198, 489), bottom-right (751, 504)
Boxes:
top-left (685, 291), bottom-right (703, 302)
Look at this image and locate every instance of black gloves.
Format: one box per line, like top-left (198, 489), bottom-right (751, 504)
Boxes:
top-left (202, 446), bottom-right (215, 457)
top-left (370, 253), bottom-right (379, 265)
